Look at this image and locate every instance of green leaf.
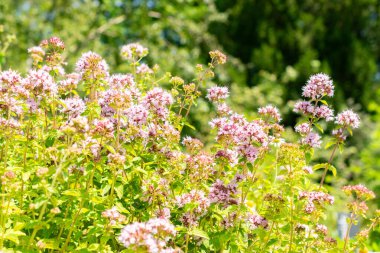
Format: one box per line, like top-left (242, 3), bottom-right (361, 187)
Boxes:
top-left (45, 136), bottom-right (55, 148)
top-left (88, 243), bottom-right (99, 251)
top-left (62, 189), bottom-right (81, 197)
top-left (314, 123), bottom-right (324, 133)
top-left (184, 122), bottom-right (196, 130)
top-left (328, 164), bottom-right (337, 177)
top-left (313, 163), bottom-right (328, 171)
top-left (115, 184), bottom-right (124, 199)
top-left (188, 228), bottom-right (209, 240)
top-left (104, 144), bottom-right (116, 154)
top-left (4, 229), bottom-right (26, 244)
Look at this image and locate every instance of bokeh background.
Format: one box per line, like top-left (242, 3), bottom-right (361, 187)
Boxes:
top-left (1, 0), bottom-right (380, 248)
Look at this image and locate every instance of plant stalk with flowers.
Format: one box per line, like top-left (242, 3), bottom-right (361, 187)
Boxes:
top-left (0, 37), bottom-right (377, 252)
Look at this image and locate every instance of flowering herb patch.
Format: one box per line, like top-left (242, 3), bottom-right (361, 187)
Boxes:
top-left (0, 37), bottom-right (378, 252)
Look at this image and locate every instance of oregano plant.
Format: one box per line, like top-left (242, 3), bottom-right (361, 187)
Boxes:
top-left (0, 37), bottom-right (378, 252)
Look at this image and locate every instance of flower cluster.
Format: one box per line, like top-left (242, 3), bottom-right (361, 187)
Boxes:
top-left (121, 43), bottom-right (149, 61)
top-left (206, 86), bottom-right (229, 102)
top-left (102, 207), bottom-right (126, 225)
top-left (299, 191), bottom-right (334, 214)
top-left (302, 73), bottom-right (334, 99)
top-left (118, 218), bottom-right (178, 253)
top-left (342, 184), bottom-right (376, 200)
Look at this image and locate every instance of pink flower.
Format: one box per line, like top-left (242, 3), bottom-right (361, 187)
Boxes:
top-left (314, 105), bottom-right (334, 121)
top-left (125, 104), bottom-right (149, 126)
top-left (118, 218), bottom-right (177, 252)
top-left (302, 73), bottom-right (334, 99)
top-left (92, 118), bottom-right (114, 137)
top-left (342, 184), bottom-right (375, 200)
top-left (143, 87), bottom-right (173, 118)
top-left (301, 132), bottom-right (321, 148)
top-left (76, 51), bottom-right (109, 80)
top-left (335, 109), bottom-right (360, 129)
top-left (108, 74), bottom-right (136, 89)
top-left (23, 69), bottom-right (57, 95)
top-left (137, 64), bottom-right (154, 75)
top-left (315, 224), bottom-right (328, 236)
top-left (209, 179), bottom-right (238, 206)
top-left (121, 43), bottom-right (148, 60)
top-left (176, 190), bottom-right (210, 215)
top-left (258, 105), bottom-right (281, 122)
top-left (0, 69), bottom-right (22, 89)
top-left (206, 86), bottom-right (229, 102)
top-left (60, 97), bottom-right (85, 118)
top-left (182, 136), bottom-right (204, 153)
top-left (247, 214), bottom-right (268, 229)
top-left (295, 123), bottom-right (311, 135)
top-left (102, 207), bottom-right (126, 225)
top-left (293, 101), bottom-right (315, 115)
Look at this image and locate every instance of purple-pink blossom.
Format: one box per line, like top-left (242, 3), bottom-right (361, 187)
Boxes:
top-left (302, 73), bottom-right (334, 99)
top-left (301, 132), bottom-right (322, 148)
top-left (335, 109), bottom-right (360, 128)
top-left (206, 86), bottom-right (229, 102)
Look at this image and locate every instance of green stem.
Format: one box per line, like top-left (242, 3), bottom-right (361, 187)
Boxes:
top-left (343, 214), bottom-right (354, 252)
top-left (319, 144), bottom-right (338, 189)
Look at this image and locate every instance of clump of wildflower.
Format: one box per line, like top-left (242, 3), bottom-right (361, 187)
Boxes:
top-left (185, 152), bottom-right (215, 181)
top-left (36, 167), bottom-right (49, 177)
top-left (40, 36), bottom-right (65, 51)
top-left (58, 73), bottom-right (80, 93)
top-left (0, 69), bottom-right (22, 89)
top-left (143, 87), bottom-right (173, 118)
top-left (315, 224), bottom-right (328, 236)
top-left (176, 190), bottom-right (210, 215)
top-left (342, 184), bottom-right (375, 200)
top-left (217, 103), bottom-right (232, 115)
top-left (137, 63), bottom-right (154, 75)
top-left (295, 123), bottom-right (311, 135)
top-left (332, 128), bottom-right (347, 142)
top-left (125, 104), bottom-right (149, 126)
top-left (121, 43), bottom-right (148, 60)
top-left (92, 118), bottom-right (114, 138)
top-left (23, 69), bottom-right (57, 95)
top-left (258, 105), bottom-right (281, 122)
top-left (293, 101), bottom-right (314, 115)
top-left (107, 153), bottom-right (126, 165)
top-left (102, 207), bottom-right (126, 225)
top-left (209, 50), bottom-right (227, 65)
top-left (108, 74), bottom-right (136, 89)
top-left (60, 97), bottom-right (85, 118)
top-left (28, 46), bottom-right (45, 63)
top-left (180, 212), bottom-right (199, 227)
top-left (182, 136), bottom-right (204, 154)
top-left (335, 109), bottom-right (360, 129)
top-left (247, 214), bottom-right (268, 229)
top-left (302, 73), bottom-right (334, 99)
top-left (215, 149), bottom-right (239, 167)
top-left (209, 179), bottom-right (238, 207)
top-left (170, 76), bottom-right (184, 86)
top-left (206, 86), bottom-right (229, 102)
top-left (76, 51), bottom-right (109, 80)
top-left (118, 218), bottom-right (177, 253)
top-left (314, 105), bottom-right (334, 121)
top-left (299, 191), bottom-right (334, 214)
top-left (156, 208), bottom-right (171, 220)
top-left (301, 132), bottom-right (322, 148)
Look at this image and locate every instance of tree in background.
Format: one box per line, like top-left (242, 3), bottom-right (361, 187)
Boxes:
top-left (211, 0), bottom-right (380, 111)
